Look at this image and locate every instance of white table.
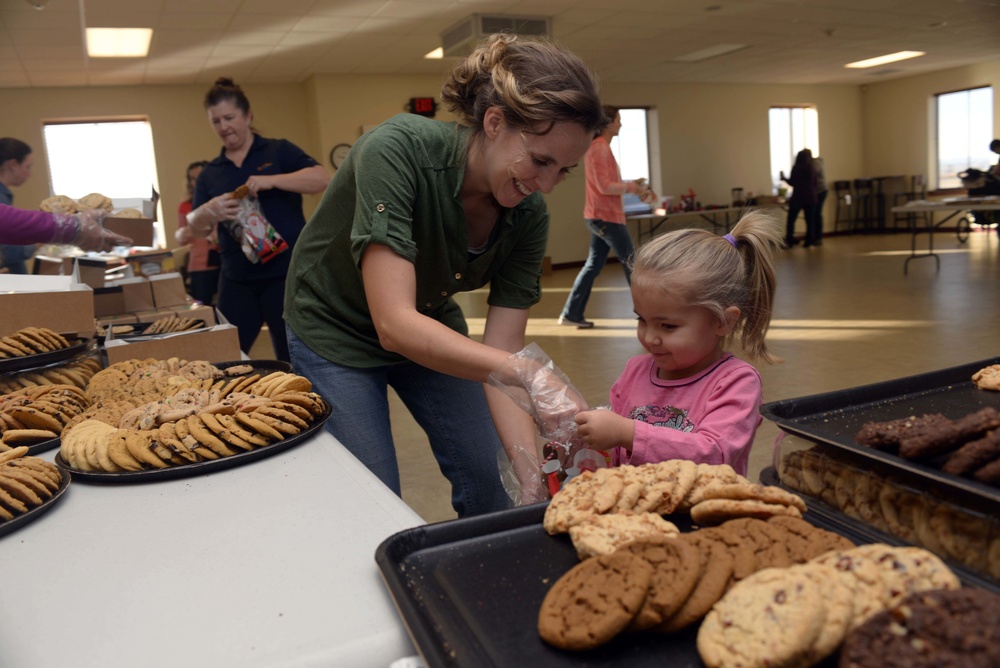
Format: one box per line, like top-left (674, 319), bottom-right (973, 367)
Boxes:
top-left (891, 198), bottom-right (1000, 274)
top-left (0, 431), bottom-right (424, 668)
top-left (628, 206), bottom-right (745, 243)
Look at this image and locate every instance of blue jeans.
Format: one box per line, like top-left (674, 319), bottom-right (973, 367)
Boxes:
top-left (561, 219), bottom-right (634, 322)
top-left (286, 326), bottom-right (511, 517)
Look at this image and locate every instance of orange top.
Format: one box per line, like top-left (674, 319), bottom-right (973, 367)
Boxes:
top-left (583, 136), bottom-right (636, 225)
top-left (177, 200), bottom-right (219, 271)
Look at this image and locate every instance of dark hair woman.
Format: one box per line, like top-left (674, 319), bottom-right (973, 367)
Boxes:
top-left (0, 137), bottom-right (36, 273)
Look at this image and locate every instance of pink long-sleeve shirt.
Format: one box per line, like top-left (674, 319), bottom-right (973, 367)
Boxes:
top-left (0, 204), bottom-right (72, 245)
top-left (609, 352), bottom-right (763, 476)
top-left (583, 136), bottom-right (635, 225)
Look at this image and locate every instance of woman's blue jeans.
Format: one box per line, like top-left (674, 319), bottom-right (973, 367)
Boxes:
top-left (561, 219), bottom-right (634, 322)
top-left (287, 326), bottom-right (511, 517)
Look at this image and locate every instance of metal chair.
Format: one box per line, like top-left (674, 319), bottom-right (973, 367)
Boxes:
top-left (833, 180), bottom-right (854, 233)
top-left (852, 178), bottom-right (875, 232)
top-left (892, 174), bottom-right (928, 231)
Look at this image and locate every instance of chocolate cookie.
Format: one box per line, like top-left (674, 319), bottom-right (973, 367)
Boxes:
top-left (709, 517), bottom-right (794, 581)
top-left (839, 588), bottom-right (1000, 668)
top-left (767, 515), bottom-right (856, 562)
top-left (616, 535), bottom-right (701, 630)
top-left (942, 429), bottom-right (1000, 476)
top-left (659, 530), bottom-right (735, 632)
top-left (537, 551), bottom-right (653, 651)
top-left (855, 413), bottom-right (950, 453)
top-left (898, 407), bottom-right (1000, 460)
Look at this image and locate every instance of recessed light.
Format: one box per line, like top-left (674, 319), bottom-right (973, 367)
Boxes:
top-left (86, 28), bottom-right (152, 58)
top-left (845, 50), bottom-right (925, 68)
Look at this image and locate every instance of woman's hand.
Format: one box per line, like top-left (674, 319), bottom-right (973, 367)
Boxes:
top-left (74, 210), bottom-right (133, 251)
top-left (244, 175), bottom-right (277, 196)
top-left (574, 408), bottom-right (634, 452)
top-left (187, 194), bottom-right (239, 237)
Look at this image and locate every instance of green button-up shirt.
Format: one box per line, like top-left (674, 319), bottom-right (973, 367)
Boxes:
top-left (285, 113), bottom-right (549, 367)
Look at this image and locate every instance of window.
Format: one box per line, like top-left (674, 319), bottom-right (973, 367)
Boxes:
top-left (609, 107), bottom-right (658, 212)
top-left (43, 119), bottom-right (162, 246)
top-left (936, 87), bottom-right (993, 189)
top-left (769, 107), bottom-right (819, 195)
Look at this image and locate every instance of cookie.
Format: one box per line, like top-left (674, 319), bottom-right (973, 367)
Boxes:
top-left (849, 544), bottom-right (960, 607)
top-left (855, 413), bottom-right (951, 453)
top-left (678, 463), bottom-right (746, 511)
top-left (537, 551), bottom-right (653, 651)
top-left (799, 561), bottom-right (855, 663)
top-left (971, 363), bottom-right (1000, 391)
top-left (568, 512), bottom-right (679, 559)
top-left (709, 517), bottom-right (793, 580)
top-left (697, 565), bottom-right (826, 668)
top-left (839, 588), bottom-right (1000, 668)
top-left (616, 535), bottom-right (701, 630)
top-left (699, 482), bottom-right (807, 513)
top-left (767, 515), bottom-right (855, 562)
top-left (690, 498), bottom-right (803, 526)
top-left (659, 529), bottom-right (735, 632)
top-left (811, 549), bottom-right (889, 629)
top-left (897, 407), bottom-right (1000, 460)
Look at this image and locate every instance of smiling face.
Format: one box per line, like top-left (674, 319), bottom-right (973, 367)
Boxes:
top-left (477, 108), bottom-right (592, 208)
top-left (207, 99), bottom-right (252, 153)
top-left (631, 278), bottom-right (737, 381)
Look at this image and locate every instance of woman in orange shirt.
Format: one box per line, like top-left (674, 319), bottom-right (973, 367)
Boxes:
top-left (175, 160), bottom-right (219, 305)
top-left (559, 106), bottom-right (642, 328)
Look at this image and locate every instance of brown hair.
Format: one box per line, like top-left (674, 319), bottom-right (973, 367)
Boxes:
top-left (630, 209), bottom-right (783, 363)
top-left (440, 34), bottom-right (603, 137)
top-left (0, 137), bottom-right (31, 165)
top-left (203, 77), bottom-right (251, 114)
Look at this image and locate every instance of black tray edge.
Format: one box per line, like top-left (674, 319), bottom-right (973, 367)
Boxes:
top-left (0, 468), bottom-right (71, 538)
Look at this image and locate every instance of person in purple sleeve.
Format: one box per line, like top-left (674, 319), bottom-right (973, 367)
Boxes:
top-left (571, 210), bottom-right (783, 477)
top-left (0, 204), bottom-right (132, 252)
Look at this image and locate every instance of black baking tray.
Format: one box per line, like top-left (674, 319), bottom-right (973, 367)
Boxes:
top-left (0, 337), bottom-right (90, 374)
top-left (760, 357), bottom-right (1000, 505)
top-left (759, 467), bottom-right (1000, 594)
top-left (376, 504), bottom-right (879, 667)
top-left (0, 468), bottom-right (71, 538)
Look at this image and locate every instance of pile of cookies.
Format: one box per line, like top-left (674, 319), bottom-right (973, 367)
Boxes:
top-left (140, 316), bottom-right (205, 336)
top-left (780, 445), bottom-right (1000, 583)
top-left (0, 357), bottom-right (103, 394)
top-left (543, 460), bottom-right (806, 537)
top-left (697, 544), bottom-right (960, 668)
top-left (58, 358), bottom-right (326, 472)
top-left (0, 326), bottom-right (72, 360)
top-left (0, 384), bottom-right (90, 449)
top-left (855, 406), bottom-right (1000, 486)
top-left (0, 446), bottom-right (65, 523)
top-left (972, 362), bottom-right (1000, 391)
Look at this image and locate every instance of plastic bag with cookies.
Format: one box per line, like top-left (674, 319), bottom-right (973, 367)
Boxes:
top-left (222, 190), bottom-right (288, 264)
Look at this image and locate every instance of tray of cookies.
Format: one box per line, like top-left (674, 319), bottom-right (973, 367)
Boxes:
top-left (377, 460), bottom-right (974, 667)
top-left (0, 446), bottom-right (71, 538)
top-left (50, 357), bottom-right (327, 482)
top-left (760, 356), bottom-right (1000, 506)
top-left (0, 327), bottom-right (91, 374)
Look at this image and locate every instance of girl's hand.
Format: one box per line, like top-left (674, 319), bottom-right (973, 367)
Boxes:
top-left (574, 409), bottom-right (635, 452)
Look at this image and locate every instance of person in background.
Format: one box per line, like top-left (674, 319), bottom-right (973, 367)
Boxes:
top-left (0, 138), bottom-right (37, 274)
top-left (558, 105), bottom-right (642, 329)
top-left (572, 210), bottom-right (783, 477)
top-left (0, 203), bottom-right (132, 251)
top-left (811, 155), bottom-right (828, 246)
top-left (779, 149), bottom-right (819, 248)
top-left (990, 139), bottom-right (1000, 176)
top-left (185, 78), bottom-right (330, 362)
top-left (283, 34), bottom-right (604, 516)
top-left (174, 160), bottom-right (219, 305)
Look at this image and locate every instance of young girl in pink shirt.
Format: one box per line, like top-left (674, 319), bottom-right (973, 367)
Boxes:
top-left (573, 210), bottom-right (782, 476)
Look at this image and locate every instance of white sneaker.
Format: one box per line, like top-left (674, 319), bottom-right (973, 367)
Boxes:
top-left (557, 315), bottom-right (594, 329)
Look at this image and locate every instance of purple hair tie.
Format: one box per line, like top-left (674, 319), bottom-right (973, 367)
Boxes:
top-left (723, 233), bottom-right (738, 248)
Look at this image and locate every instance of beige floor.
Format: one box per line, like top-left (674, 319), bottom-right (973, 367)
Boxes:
top-left (256, 227), bottom-right (1000, 524)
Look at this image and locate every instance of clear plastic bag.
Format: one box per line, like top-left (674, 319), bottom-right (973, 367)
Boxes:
top-left (488, 343), bottom-right (610, 501)
top-left (223, 197), bottom-right (288, 264)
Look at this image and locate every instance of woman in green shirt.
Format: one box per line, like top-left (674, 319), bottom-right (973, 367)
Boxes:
top-left (284, 35), bottom-right (603, 516)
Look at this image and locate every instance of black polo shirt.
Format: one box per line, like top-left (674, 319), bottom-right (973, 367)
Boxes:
top-left (194, 134), bottom-right (319, 281)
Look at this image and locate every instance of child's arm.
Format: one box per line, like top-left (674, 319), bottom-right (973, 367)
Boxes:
top-left (574, 408), bottom-right (635, 451)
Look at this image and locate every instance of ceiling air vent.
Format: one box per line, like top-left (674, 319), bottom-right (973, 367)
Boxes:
top-left (440, 14), bottom-right (551, 57)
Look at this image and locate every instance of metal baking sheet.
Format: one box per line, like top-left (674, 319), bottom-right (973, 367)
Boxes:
top-left (759, 467), bottom-right (1000, 594)
top-left (760, 356), bottom-right (1000, 504)
top-left (0, 469), bottom-right (71, 539)
top-left (376, 505), bottom-right (874, 668)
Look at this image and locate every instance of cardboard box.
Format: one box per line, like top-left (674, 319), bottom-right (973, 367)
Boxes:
top-left (97, 313), bottom-right (139, 326)
top-left (126, 249), bottom-right (175, 277)
top-left (112, 277), bottom-right (156, 313)
top-left (103, 324), bottom-right (241, 365)
top-left (0, 274), bottom-right (95, 338)
top-left (104, 217), bottom-right (155, 248)
top-left (172, 303), bottom-right (216, 326)
top-left (112, 198), bottom-right (155, 218)
top-left (93, 286), bottom-right (127, 317)
top-left (33, 256), bottom-right (119, 289)
top-left (149, 272), bottom-right (188, 308)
